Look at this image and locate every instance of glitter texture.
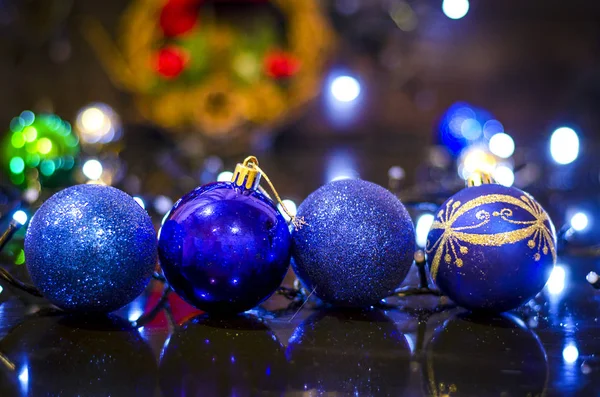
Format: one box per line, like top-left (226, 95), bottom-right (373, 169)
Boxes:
top-left (291, 179), bottom-right (415, 307)
top-left (426, 184), bottom-right (556, 313)
top-left (24, 184), bottom-right (157, 312)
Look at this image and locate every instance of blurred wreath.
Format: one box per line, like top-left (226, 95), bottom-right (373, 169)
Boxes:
top-left (86, 0), bottom-right (333, 142)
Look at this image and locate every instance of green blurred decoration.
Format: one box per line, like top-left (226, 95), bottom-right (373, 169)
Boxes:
top-left (3, 111), bottom-right (80, 189)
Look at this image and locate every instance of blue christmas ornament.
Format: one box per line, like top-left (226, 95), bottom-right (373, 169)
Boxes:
top-left (291, 179), bottom-right (415, 307)
top-left (158, 157), bottom-right (292, 314)
top-left (24, 184), bottom-right (157, 313)
top-left (426, 175), bottom-right (556, 313)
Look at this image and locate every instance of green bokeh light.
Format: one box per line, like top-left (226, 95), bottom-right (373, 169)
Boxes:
top-left (15, 249), bottom-right (25, 265)
top-left (9, 157), bottom-right (24, 174)
top-left (11, 132), bottom-right (25, 148)
top-left (40, 160), bottom-right (56, 176)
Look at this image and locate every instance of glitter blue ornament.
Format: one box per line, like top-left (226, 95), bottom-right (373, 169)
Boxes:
top-left (291, 179), bottom-right (415, 307)
top-left (24, 184), bottom-right (157, 313)
top-left (426, 175), bottom-right (556, 313)
top-left (158, 157), bottom-right (292, 314)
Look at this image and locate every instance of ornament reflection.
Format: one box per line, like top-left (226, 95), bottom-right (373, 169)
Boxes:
top-left (0, 313), bottom-right (157, 396)
top-left (424, 312), bottom-right (548, 396)
top-left (286, 309), bottom-right (411, 396)
top-left (159, 314), bottom-right (287, 397)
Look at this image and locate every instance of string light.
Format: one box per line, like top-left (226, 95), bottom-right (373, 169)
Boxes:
top-left (330, 76), bottom-right (361, 103)
top-left (488, 133), bottom-right (515, 158)
top-left (82, 159), bottom-right (103, 180)
top-left (442, 0), bottom-right (470, 20)
top-left (570, 212), bottom-right (589, 232)
top-left (415, 213), bottom-right (435, 247)
top-left (546, 265), bottom-right (566, 296)
top-left (550, 127), bottom-right (579, 165)
top-left (75, 103), bottom-right (122, 144)
top-left (12, 210), bottom-right (28, 225)
top-left (562, 343), bottom-right (579, 364)
top-left (277, 199), bottom-right (297, 222)
top-left (217, 171), bottom-right (234, 182)
top-left (492, 165), bottom-right (515, 187)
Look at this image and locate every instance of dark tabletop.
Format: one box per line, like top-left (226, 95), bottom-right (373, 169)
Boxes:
top-left (0, 253), bottom-right (597, 397)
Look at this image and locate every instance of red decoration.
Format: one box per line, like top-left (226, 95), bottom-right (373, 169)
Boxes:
top-left (264, 50), bottom-right (301, 79)
top-left (159, 0), bottom-right (201, 37)
top-left (155, 47), bottom-right (188, 79)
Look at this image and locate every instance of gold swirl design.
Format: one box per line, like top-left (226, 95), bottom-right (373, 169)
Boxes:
top-left (426, 194), bottom-right (556, 280)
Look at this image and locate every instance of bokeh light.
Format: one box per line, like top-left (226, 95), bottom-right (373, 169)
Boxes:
top-left (154, 195), bottom-right (174, 215)
top-left (438, 103), bottom-right (494, 156)
top-left (325, 148), bottom-right (359, 182)
top-left (442, 0), bottom-right (469, 20)
top-left (492, 165), bottom-right (515, 187)
top-left (330, 75), bottom-right (361, 103)
top-left (488, 133), bottom-right (515, 158)
top-left (562, 343), bottom-right (579, 364)
top-left (3, 111), bottom-right (79, 188)
top-left (570, 212), bottom-right (589, 232)
top-left (12, 210), bottom-right (28, 225)
top-left (415, 213), bottom-right (435, 247)
top-left (550, 127), bottom-right (579, 165)
top-left (82, 159), bottom-right (103, 180)
top-left (460, 118), bottom-right (482, 140)
top-left (546, 265), bottom-right (566, 295)
top-left (277, 199), bottom-right (297, 222)
top-left (458, 147), bottom-right (496, 180)
top-left (482, 119), bottom-right (504, 139)
top-left (217, 171), bottom-right (234, 182)
top-left (75, 103), bottom-right (122, 144)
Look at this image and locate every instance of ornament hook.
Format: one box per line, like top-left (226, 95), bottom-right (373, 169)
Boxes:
top-left (234, 156), bottom-right (307, 230)
top-left (466, 172), bottom-right (495, 187)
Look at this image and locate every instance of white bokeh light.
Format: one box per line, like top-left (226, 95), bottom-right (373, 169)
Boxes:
top-left (154, 195), bottom-right (173, 215)
top-left (12, 210), bottom-right (28, 225)
top-left (217, 171), bottom-right (234, 182)
top-left (546, 265), bottom-right (566, 295)
top-left (330, 76), bottom-right (361, 103)
top-left (570, 212), bottom-right (589, 232)
top-left (550, 127), bottom-right (579, 165)
top-left (442, 0), bottom-right (469, 20)
top-left (277, 199), bottom-right (297, 222)
top-left (415, 213), bottom-right (435, 248)
top-left (82, 159), bottom-right (103, 180)
top-left (76, 103), bottom-right (121, 144)
top-left (562, 343), bottom-right (579, 364)
top-left (493, 165), bottom-right (515, 187)
top-left (489, 133), bottom-right (515, 158)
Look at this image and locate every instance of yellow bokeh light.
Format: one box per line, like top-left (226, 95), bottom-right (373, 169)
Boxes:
top-left (76, 104), bottom-right (118, 144)
top-left (81, 107), bottom-right (106, 132)
top-left (23, 126), bottom-right (38, 142)
top-left (37, 137), bottom-right (53, 154)
top-left (460, 147), bottom-right (497, 179)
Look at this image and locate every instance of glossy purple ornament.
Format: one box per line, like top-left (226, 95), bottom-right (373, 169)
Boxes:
top-left (158, 161), bottom-right (291, 315)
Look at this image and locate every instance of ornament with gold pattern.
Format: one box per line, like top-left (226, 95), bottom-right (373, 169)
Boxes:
top-left (426, 172), bottom-right (557, 313)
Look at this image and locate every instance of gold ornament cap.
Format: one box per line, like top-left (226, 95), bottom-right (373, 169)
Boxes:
top-left (232, 156), bottom-right (262, 190)
top-left (466, 172), bottom-right (495, 187)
